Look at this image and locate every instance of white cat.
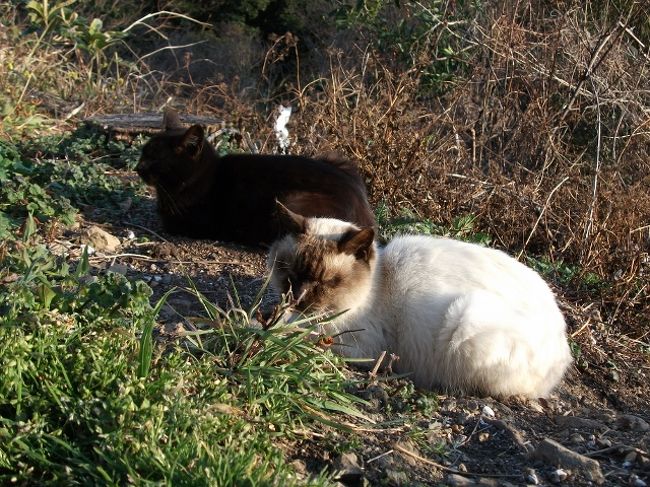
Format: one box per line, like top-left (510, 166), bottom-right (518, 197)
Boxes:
top-left (268, 205), bottom-right (573, 398)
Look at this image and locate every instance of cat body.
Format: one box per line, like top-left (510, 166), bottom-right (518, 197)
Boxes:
top-left (268, 210), bottom-right (572, 398)
top-left (136, 109), bottom-right (374, 245)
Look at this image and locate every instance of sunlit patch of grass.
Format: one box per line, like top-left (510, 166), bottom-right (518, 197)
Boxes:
top-left (526, 256), bottom-right (605, 291)
top-left (375, 202), bottom-right (491, 246)
top-left (0, 207), bottom-right (366, 484)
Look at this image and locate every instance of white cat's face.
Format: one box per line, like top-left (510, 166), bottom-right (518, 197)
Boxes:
top-left (268, 210), bottom-right (376, 316)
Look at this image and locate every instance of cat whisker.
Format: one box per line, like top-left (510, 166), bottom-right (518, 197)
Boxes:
top-left (157, 184), bottom-right (183, 216)
top-left (330, 328), bottom-right (367, 339)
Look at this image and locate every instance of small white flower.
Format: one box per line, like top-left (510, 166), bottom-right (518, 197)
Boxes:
top-left (274, 105), bottom-right (292, 152)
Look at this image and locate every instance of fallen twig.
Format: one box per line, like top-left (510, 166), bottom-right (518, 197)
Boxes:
top-left (393, 443), bottom-right (521, 479)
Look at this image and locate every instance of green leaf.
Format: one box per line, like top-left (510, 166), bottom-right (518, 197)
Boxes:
top-left (137, 288), bottom-right (174, 378)
top-left (22, 213), bottom-right (36, 241)
top-left (37, 283), bottom-right (57, 310)
top-left (75, 245), bottom-right (90, 277)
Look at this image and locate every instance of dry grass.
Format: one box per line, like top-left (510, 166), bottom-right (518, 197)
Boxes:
top-left (277, 2), bottom-right (650, 344)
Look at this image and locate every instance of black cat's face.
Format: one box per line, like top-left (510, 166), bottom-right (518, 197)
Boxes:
top-left (136, 125), bottom-right (206, 189)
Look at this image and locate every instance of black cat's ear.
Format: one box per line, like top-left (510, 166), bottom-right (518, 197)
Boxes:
top-left (338, 227), bottom-right (375, 262)
top-left (275, 200), bottom-right (306, 235)
top-left (162, 108), bottom-right (182, 130)
top-left (180, 125), bottom-right (204, 158)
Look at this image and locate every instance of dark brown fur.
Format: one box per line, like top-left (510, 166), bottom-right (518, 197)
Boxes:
top-left (269, 204), bottom-right (375, 313)
top-left (136, 109), bottom-right (375, 246)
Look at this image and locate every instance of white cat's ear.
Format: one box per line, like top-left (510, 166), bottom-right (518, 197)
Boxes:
top-left (338, 227), bottom-right (375, 262)
top-left (180, 125), bottom-right (204, 158)
top-left (275, 200), bottom-right (306, 235)
top-left (162, 108), bottom-right (182, 130)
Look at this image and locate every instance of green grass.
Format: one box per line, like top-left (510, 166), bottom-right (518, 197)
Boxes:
top-left (0, 137), bottom-right (368, 485)
top-left (526, 255), bottom-right (605, 291)
top-left (375, 201), bottom-right (492, 245)
top-left (0, 238), bottom-right (362, 484)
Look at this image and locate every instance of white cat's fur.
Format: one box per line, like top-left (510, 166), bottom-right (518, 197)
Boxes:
top-left (268, 216), bottom-right (573, 398)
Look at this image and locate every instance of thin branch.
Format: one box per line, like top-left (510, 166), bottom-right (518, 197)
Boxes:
top-left (122, 11), bottom-right (211, 35)
top-left (393, 443), bottom-right (521, 479)
top-left (518, 177), bottom-right (570, 260)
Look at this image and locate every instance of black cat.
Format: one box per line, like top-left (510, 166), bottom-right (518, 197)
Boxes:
top-left (135, 109), bottom-right (375, 245)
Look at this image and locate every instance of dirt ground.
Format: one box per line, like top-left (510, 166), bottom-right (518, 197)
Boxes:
top-left (60, 178), bottom-right (650, 487)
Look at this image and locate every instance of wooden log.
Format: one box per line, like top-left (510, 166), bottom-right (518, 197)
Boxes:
top-left (84, 112), bottom-right (224, 136)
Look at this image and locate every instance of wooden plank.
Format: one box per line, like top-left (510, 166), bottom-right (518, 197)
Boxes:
top-left (84, 112), bottom-right (224, 135)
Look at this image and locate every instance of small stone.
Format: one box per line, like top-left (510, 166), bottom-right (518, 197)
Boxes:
top-left (478, 431), bottom-right (490, 442)
top-left (615, 415), bottom-right (650, 432)
top-left (107, 263), bottom-right (128, 275)
top-left (569, 433), bottom-right (586, 445)
top-left (482, 405), bottom-right (495, 418)
top-left (596, 437), bottom-right (612, 448)
top-left (446, 474), bottom-right (499, 486)
top-left (533, 438), bottom-right (605, 484)
top-left (466, 400), bottom-right (479, 411)
top-left (333, 452), bottom-right (363, 484)
top-left (81, 226), bottom-right (120, 253)
top-left (550, 469), bottom-right (568, 483)
top-left (630, 474), bottom-right (647, 487)
top-left (525, 468), bottom-right (539, 485)
top-left (608, 369), bottom-right (620, 382)
top-left (442, 398), bottom-right (457, 411)
top-left (290, 459), bottom-right (307, 478)
top-left (451, 423), bottom-right (464, 434)
top-left (126, 230), bottom-right (136, 240)
top-left (528, 400), bottom-right (545, 413)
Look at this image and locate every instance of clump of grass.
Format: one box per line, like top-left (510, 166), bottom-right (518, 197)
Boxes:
top-left (180, 282), bottom-right (371, 431)
top-left (0, 133), bottom-right (369, 483)
top-left (0, 215), bottom-right (364, 484)
top-left (376, 202), bottom-right (491, 246)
